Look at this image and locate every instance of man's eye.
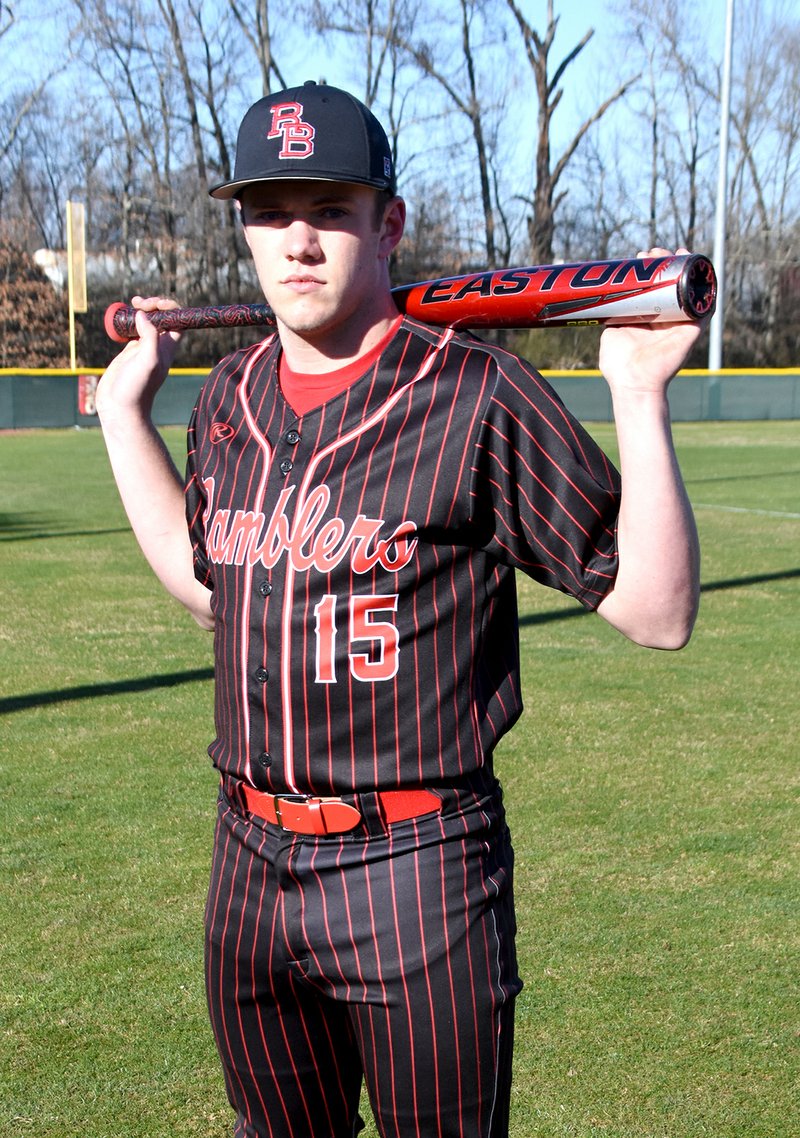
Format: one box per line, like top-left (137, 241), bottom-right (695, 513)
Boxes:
top-left (248, 209), bottom-right (287, 224)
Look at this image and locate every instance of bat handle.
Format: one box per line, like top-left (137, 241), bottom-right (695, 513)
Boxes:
top-left (103, 301), bottom-right (276, 342)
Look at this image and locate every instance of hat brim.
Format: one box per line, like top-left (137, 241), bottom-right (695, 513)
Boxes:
top-left (209, 171), bottom-right (395, 201)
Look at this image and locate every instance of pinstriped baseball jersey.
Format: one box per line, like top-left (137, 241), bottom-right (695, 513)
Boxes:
top-left (185, 317), bottom-right (620, 796)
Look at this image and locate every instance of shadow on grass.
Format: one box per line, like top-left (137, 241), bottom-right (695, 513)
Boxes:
top-left (1, 668), bottom-right (215, 714)
top-left (0, 512), bottom-right (130, 542)
top-left (2, 568), bottom-right (798, 715)
top-left (519, 566), bottom-right (800, 630)
top-left (1, 526), bottom-right (132, 542)
top-left (687, 467), bottom-right (800, 486)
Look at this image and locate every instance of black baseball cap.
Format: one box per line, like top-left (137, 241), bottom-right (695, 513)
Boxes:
top-left (209, 80), bottom-right (396, 199)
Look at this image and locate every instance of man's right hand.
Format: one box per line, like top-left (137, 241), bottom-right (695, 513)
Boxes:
top-left (96, 296), bottom-right (183, 423)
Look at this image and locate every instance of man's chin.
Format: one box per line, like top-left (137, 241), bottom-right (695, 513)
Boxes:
top-left (272, 295), bottom-right (337, 334)
top-left (273, 295), bottom-right (366, 345)
top-left (280, 315), bottom-right (339, 342)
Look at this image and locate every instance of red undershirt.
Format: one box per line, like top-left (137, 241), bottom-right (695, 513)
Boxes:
top-left (279, 315), bottom-right (403, 416)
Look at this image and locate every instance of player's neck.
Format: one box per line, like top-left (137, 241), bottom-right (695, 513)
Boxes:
top-left (277, 300), bottom-right (401, 375)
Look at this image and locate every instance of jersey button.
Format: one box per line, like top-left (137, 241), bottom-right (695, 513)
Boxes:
top-left (257, 751), bottom-right (272, 769)
top-left (284, 429), bottom-right (301, 445)
top-left (255, 667), bottom-right (269, 683)
top-left (279, 458), bottom-right (293, 476)
top-left (258, 579), bottom-right (273, 597)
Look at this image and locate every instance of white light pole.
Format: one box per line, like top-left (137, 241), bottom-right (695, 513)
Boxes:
top-left (709, 0), bottom-right (735, 372)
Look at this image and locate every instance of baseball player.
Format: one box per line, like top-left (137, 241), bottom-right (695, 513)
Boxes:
top-left (97, 81), bottom-right (701, 1138)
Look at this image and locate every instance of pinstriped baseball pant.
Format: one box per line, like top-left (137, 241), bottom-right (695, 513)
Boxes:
top-left (205, 774), bottom-right (522, 1138)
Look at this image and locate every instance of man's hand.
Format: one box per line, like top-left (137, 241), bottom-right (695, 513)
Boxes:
top-left (96, 296), bottom-right (183, 423)
top-left (599, 249), bottom-right (706, 396)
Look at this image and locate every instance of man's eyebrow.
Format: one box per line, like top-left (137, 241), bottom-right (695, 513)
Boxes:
top-left (252, 191), bottom-right (353, 208)
top-left (308, 193), bottom-right (354, 206)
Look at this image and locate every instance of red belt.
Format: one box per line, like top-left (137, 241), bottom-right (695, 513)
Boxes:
top-left (240, 783), bottom-right (442, 836)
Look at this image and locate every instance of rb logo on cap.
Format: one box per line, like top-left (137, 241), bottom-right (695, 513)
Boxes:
top-left (267, 102), bottom-right (316, 160)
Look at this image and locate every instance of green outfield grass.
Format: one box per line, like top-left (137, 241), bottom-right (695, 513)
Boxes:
top-left (1, 422), bottom-right (798, 1137)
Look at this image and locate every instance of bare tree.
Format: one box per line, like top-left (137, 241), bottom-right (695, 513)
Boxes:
top-left (0, 79), bottom-right (52, 176)
top-left (726, 3), bottom-right (800, 363)
top-left (690, 0), bottom-right (800, 364)
top-left (506, 0), bottom-right (638, 263)
top-left (0, 1), bottom-right (65, 224)
top-left (227, 0), bottom-right (288, 95)
top-left (187, 0), bottom-right (245, 306)
top-left (309, 1), bottom-right (418, 208)
top-left (618, 0), bottom-right (716, 252)
top-left (557, 133), bottom-right (639, 261)
top-left (393, 0), bottom-right (505, 267)
top-left (660, 25), bottom-right (710, 250)
top-left (314, 0), bottom-right (513, 269)
top-left (66, 1), bottom-right (286, 301)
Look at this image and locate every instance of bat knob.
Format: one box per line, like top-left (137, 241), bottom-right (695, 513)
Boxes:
top-left (680, 256), bottom-right (717, 320)
top-left (104, 301), bottom-right (132, 343)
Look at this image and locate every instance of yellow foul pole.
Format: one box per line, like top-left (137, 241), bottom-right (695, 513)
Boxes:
top-left (66, 201), bottom-right (88, 371)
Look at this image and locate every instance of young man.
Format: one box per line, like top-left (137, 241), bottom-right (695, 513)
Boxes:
top-left (97, 81), bottom-right (701, 1138)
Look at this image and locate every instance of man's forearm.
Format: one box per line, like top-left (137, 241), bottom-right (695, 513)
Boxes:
top-left (100, 409), bottom-right (214, 630)
top-left (596, 389), bottom-right (700, 649)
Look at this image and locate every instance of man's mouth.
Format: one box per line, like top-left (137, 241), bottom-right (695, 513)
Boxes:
top-left (282, 275), bottom-right (324, 291)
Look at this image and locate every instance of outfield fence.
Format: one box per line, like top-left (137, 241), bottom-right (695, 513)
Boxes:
top-left (1, 367), bottom-right (798, 429)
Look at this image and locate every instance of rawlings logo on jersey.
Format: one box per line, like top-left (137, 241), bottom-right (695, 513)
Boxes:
top-left (209, 421), bottom-right (235, 443)
top-left (267, 101), bottom-right (316, 159)
top-left (202, 478), bottom-right (417, 575)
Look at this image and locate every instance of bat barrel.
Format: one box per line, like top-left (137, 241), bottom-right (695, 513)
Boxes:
top-left (392, 254), bottom-right (716, 329)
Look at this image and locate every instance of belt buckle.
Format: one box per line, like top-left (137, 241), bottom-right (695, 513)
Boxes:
top-left (273, 793), bottom-right (313, 828)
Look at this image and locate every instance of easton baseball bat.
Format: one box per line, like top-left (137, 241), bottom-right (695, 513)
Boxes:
top-left (104, 253), bottom-right (716, 342)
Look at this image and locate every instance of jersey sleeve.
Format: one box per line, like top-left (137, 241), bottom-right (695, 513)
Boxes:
top-left (184, 399), bottom-right (213, 590)
top-left (470, 353), bottom-right (621, 609)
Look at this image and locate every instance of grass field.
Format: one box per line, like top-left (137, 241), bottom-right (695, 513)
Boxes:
top-left (1, 421), bottom-right (798, 1137)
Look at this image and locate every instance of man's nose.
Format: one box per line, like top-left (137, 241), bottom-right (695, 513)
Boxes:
top-left (285, 218), bottom-right (321, 260)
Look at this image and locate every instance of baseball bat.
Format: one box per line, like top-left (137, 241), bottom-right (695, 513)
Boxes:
top-left (104, 253), bottom-right (716, 342)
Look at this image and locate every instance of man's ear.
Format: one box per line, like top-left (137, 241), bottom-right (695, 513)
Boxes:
top-left (379, 196), bottom-right (406, 260)
top-left (236, 198), bottom-right (253, 253)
